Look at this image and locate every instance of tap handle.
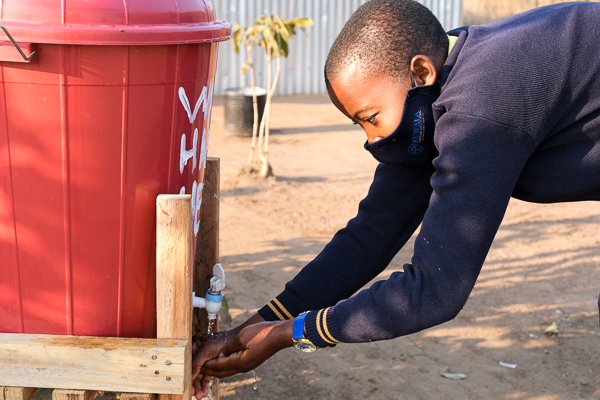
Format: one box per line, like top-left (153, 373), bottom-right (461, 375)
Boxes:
top-left (211, 263), bottom-right (226, 291)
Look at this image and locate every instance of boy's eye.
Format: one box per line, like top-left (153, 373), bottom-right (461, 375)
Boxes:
top-left (363, 115), bottom-right (377, 124)
top-left (351, 114), bottom-right (377, 125)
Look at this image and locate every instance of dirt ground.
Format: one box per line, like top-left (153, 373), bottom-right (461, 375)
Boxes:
top-left (205, 95), bottom-right (600, 400)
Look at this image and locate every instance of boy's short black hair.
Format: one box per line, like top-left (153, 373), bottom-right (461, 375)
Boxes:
top-left (325, 0), bottom-right (448, 83)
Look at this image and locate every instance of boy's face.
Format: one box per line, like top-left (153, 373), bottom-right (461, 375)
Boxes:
top-left (327, 56), bottom-right (441, 144)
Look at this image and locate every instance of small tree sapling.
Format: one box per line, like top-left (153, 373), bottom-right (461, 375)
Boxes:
top-left (233, 15), bottom-right (313, 177)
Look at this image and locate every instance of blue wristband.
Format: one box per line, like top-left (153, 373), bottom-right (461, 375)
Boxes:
top-left (292, 311), bottom-right (311, 341)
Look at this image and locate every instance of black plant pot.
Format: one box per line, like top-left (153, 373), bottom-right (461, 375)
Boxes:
top-left (224, 86), bottom-right (267, 137)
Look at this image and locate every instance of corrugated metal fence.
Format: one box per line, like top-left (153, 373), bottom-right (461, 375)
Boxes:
top-left (214, 0), bottom-right (463, 95)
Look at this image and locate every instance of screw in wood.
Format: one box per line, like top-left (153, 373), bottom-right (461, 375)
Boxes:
top-left (155, 371), bottom-right (160, 375)
top-left (166, 377), bottom-right (172, 381)
top-left (166, 360), bottom-right (172, 365)
top-left (152, 355), bottom-right (157, 360)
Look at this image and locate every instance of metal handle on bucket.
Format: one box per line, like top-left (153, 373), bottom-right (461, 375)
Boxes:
top-left (0, 23), bottom-right (37, 62)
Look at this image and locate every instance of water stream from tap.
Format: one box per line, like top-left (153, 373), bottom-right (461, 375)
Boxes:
top-left (207, 318), bottom-right (216, 335)
top-left (203, 318), bottom-right (217, 400)
top-left (205, 380), bottom-right (213, 400)
top-left (252, 370), bottom-right (258, 390)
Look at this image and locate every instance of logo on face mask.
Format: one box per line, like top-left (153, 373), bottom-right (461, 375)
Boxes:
top-left (409, 110), bottom-right (425, 153)
top-left (408, 144), bottom-right (425, 154)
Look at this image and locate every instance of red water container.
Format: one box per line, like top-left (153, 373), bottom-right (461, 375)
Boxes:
top-left (0, 0), bottom-right (230, 338)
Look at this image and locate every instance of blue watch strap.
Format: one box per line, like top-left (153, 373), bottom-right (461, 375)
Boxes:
top-left (293, 311), bottom-right (311, 340)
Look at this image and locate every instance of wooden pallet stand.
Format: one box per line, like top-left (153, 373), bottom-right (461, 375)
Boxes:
top-left (0, 158), bottom-right (221, 400)
top-left (0, 388), bottom-right (156, 400)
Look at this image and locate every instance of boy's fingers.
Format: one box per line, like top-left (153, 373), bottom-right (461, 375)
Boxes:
top-left (221, 338), bottom-right (245, 357)
top-left (200, 375), bottom-right (214, 398)
top-left (191, 379), bottom-right (201, 397)
top-left (191, 334), bottom-right (229, 380)
top-left (191, 347), bottom-right (207, 377)
top-left (191, 362), bottom-right (202, 381)
top-left (190, 375), bottom-right (213, 399)
top-left (200, 353), bottom-right (246, 377)
top-left (199, 367), bottom-right (236, 379)
top-left (201, 355), bottom-right (231, 371)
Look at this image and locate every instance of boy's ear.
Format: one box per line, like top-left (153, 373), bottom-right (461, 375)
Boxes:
top-left (410, 55), bottom-right (438, 86)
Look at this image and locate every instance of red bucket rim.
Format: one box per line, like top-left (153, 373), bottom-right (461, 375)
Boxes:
top-left (0, 20), bottom-right (232, 46)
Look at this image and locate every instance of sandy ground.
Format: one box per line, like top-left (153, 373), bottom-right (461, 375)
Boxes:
top-left (204, 95), bottom-right (600, 400)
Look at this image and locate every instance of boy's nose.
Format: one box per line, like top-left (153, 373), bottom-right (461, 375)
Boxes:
top-left (366, 134), bottom-right (385, 144)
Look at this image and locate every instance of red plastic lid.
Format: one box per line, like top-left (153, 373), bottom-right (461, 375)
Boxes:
top-left (0, 0), bottom-right (231, 45)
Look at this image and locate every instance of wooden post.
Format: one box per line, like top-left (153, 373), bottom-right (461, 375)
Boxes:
top-left (194, 157), bottom-right (221, 336)
top-left (2, 388), bottom-right (37, 400)
top-left (120, 394), bottom-right (156, 400)
top-left (193, 158), bottom-right (221, 400)
top-left (156, 195), bottom-right (194, 400)
top-left (52, 390), bottom-right (98, 400)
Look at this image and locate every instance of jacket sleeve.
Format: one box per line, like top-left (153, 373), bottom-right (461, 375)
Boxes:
top-left (301, 113), bottom-right (536, 348)
top-left (257, 159), bottom-right (435, 322)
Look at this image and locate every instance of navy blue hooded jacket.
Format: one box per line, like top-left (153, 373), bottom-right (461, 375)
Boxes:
top-left (258, 2), bottom-right (600, 348)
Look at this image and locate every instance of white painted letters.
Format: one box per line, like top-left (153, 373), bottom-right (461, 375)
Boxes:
top-left (180, 128), bottom-right (199, 174)
top-left (178, 83), bottom-right (213, 125)
top-left (199, 128), bottom-right (208, 172)
top-left (192, 181), bottom-right (204, 235)
top-left (178, 80), bottom-right (214, 236)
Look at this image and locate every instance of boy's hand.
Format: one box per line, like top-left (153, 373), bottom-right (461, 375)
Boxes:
top-left (200, 320), bottom-right (294, 378)
top-left (191, 331), bottom-right (230, 398)
top-left (190, 313), bottom-right (267, 398)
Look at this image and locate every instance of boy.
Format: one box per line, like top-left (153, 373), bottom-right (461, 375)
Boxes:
top-left (192, 0), bottom-right (600, 396)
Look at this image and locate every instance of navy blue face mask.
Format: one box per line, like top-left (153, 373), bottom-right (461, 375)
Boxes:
top-left (364, 70), bottom-right (440, 167)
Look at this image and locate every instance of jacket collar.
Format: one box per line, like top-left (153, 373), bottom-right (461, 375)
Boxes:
top-left (440, 28), bottom-right (469, 88)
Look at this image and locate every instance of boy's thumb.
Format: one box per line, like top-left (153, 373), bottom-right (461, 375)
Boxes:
top-left (222, 337), bottom-right (245, 357)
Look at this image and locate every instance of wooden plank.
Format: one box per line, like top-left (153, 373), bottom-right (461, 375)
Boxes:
top-left (194, 158), bottom-right (221, 400)
top-left (194, 157), bottom-right (222, 336)
top-left (156, 195), bottom-right (193, 400)
top-left (119, 393), bottom-right (156, 400)
top-left (52, 389), bottom-right (97, 400)
top-left (0, 333), bottom-right (187, 394)
top-left (4, 388), bottom-right (37, 400)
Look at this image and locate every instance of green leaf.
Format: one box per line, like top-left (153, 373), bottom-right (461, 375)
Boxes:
top-left (285, 23), bottom-right (297, 36)
top-left (275, 17), bottom-right (291, 40)
top-left (293, 17), bottom-right (314, 28)
top-left (220, 295), bottom-right (229, 313)
top-left (232, 14), bottom-right (313, 61)
top-left (275, 32), bottom-right (289, 58)
top-left (261, 28), bottom-right (273, 48)
top-left (218, 296), bottom-right (232, 327)
top-left (280, 40), bottom-right (289, 58)
top-left (241, 60), bottom-right (250, 75)
top-left (255, 15), bottom-right (267, 25)
top-left (248, 30), bottom-right (260, 46)
top-left (232, 23), bottom-right (243, 54)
